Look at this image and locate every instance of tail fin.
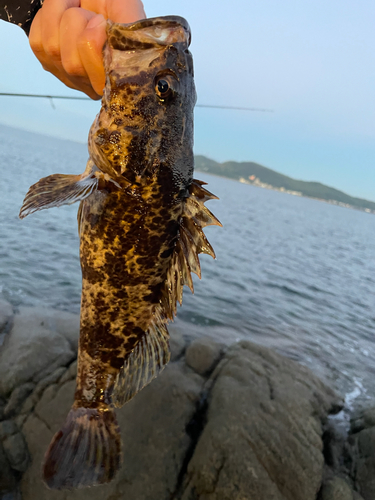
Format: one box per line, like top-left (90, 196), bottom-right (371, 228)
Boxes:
top-left (43, 407), bottom-right (122, 490)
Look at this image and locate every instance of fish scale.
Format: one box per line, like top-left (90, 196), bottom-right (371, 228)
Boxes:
top-left (19, 15), bottom-right (221, 490)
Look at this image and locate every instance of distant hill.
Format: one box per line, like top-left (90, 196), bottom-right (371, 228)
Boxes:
top-left (194, 155), bottom-right (375, 213)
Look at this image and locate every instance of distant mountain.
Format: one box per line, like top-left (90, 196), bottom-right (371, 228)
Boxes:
top-left (194, 155), bottom-right (375, 213)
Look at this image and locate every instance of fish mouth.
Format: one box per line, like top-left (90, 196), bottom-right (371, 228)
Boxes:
top-left (106, 16), bottom-right (191, 51)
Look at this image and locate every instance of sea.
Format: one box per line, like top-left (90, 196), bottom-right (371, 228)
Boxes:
top-left (1, 124), bottom-right (374, 410)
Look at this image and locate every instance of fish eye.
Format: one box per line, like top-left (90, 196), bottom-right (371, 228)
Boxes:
top-left (154, 73), bottom-right (178, 101)
top-left (157, 79), bottom-right (170, 96)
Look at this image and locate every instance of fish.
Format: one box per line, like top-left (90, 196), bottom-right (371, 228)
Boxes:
top-left (19, 15), bottom-right (221, 490)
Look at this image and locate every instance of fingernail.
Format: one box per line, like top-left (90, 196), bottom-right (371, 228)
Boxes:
top-left (87, 14), bottom-right (106, 30)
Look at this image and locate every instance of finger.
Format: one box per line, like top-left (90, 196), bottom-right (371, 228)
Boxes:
top-left (60, 8), bottom-right (93, 80)
top-left (80, 0), bottom-right (108, 17)
top-left (39, 0), bottom-right (80, 65)
top-left (77, 14), bottom-right (107, 96)
top-left (106, 0), bottom-right (146, 23)
top-left (60, 8), bottom-right (103, 99)
top-left (80, 0), bottom-right (146, 22)
top-left (29, 0), bottom-right (101, 98)
top-left (29, 9), bottom-right (78, 87)
top-left (29, 9), bottom-right (44, 59)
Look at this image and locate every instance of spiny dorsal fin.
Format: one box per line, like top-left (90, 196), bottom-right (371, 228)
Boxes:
top-left (19, 160), bottom-right (102, 219)
top-left (160, 178), bottom-right (221, 319)
top-left (111, 308), bottom-right (170, 407)
top-left (112, 179), bottom-right (219, 406)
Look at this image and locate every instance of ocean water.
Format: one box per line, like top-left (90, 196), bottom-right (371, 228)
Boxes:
top-left (1, 124), bottom-right (374, 408)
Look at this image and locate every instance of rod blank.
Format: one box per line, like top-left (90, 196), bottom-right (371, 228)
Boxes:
top-left (0, 92), bottom-right (273, 112)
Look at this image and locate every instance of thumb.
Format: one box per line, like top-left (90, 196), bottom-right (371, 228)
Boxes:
top-left (106, 0), bottom-right (146, 24)
top-left (78, 13), bottom-right (107, 96)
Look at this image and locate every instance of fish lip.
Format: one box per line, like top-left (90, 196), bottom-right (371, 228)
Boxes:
top-left (106, 16), bottom-right (191, 47)
top-left (123, 15), bottom-right (190, 34)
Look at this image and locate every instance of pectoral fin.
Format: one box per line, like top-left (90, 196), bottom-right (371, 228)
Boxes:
top-left (19, 160), bottom-right (101, 219)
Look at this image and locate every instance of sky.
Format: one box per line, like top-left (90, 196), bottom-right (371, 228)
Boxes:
top-left (0, 0), bottom-right (374, 200)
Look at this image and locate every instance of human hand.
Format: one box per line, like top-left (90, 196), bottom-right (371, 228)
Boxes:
top-left (29, 0), bottom-right (146, 99)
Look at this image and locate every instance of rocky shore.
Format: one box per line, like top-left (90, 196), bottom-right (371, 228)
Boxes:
top-left (0, 299), bottom-right (374, 500)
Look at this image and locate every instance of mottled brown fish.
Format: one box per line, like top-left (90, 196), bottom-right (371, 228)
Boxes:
top-left (19, 15), bottom-right (220, 490)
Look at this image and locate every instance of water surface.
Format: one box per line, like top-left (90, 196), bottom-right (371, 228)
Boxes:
top-left (1, 125), bottom-right (374, 407)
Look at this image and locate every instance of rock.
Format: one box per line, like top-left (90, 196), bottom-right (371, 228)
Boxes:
top-left (16, 306), bottom-right (80, 351)
top-left (0, 298), bottom-right (13, 335)
top-left (21, 362), bottom-right (205, 500)
top-left (4, 383), bottom-right (35, 418)
top-left (323, 417), bottom-right (350, 472)
top-left (351, 407), bottom-right (375, 434)
top-left (320, 477), bottom-right (354, 500)
top-left (169, 325), bottom-right (186, 361)
top-left (3, 432), bottom-right (29, 472)
top-left (33, 381), bottom-right (75, 432)
top-left (0, 420), bottom-right (18, 441)
top-left (58, 360), bottom-right (77, 385)
top-left (0, 442), bottom-right (16, 494)
top-left (0, 308), bottom-right (75, 396)
top-left (21, 367), bottom-right (67, 415)
top-left (16, 335), bottom-right (343, 500)
top-left (180, 340), bottom-right (342, 500)
top-left (0, 397), bottom-right (5, 420)
top-left (17, 306), bottom-right (80, 352)
top-left (185, 336), bottom-right (224, 375)
top-left (351, 426), bottom-right (375, 500)
top-left (353, 492), bottom-right (365, 500)
top-left (15, 414), bottom-right (28, 429)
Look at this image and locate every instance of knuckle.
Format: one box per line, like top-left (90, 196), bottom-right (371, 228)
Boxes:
top-left (29, 40), bottom-right (44, 57)
top-left (43, 41), bottom-right (61, 61)
top-left (61, 7), bottom-right (80, 24)
top-left (62, 59), bottom-right (85, 77)
top-left (29, 33), bottom-right (44, 56)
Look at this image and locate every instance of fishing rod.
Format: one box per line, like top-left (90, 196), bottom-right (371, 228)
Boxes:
top-left (0, 92), bottom-right (273, 112)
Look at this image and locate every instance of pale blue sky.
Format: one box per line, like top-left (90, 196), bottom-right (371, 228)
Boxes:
top-left (0, 0), bottom-right (374, 200)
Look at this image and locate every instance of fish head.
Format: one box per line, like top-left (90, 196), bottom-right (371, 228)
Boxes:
top-left (89, 16), bottom-right (196, 189)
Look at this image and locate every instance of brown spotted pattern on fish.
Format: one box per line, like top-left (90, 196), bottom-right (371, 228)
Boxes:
top-left (19, 15), bottom-right (220, 490)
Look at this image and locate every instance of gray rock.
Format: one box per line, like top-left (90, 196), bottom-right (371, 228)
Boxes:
top-left (4, 383), bottom-right (35, 418)
top-left (17, 306), bottom-right (80, 352)
top-left (353, 492), bottom-right (365, 500)
top-left (18, 337), bottom-right (342, 500)
top-left (0, 420), bottom-right (18, 441)
top-left (323, 417), bottom-right (350, 472)
top-left (58, 360), bottom-right (77, 385)
top-left (0, 399), bottom-right (5, 420)
top-left (351, 407), bottom-right (375, 434)
top-left (169, 326), bottom-right (186, 361)
top-left (0, 308), bottom-right (75, 396)
top-left (181, 340), bottom-right (341, 500)
top-left (352, 427), bottom-right (375, 500)
top-left (320, 477), bottom-right (354, 500)
top-left (21, 362), bottom-right (205, 500)
top-left (0, 298), bottom-right (13, 335)
top-left (3, 432), bottom-right (29, 472)
top-left (33, 381), bottom-right (75, 432)
top-left (15, 414), bottom-right (28, 429)
top-left (185, 336), bottom-right (224, 375)
top-left (0, 442), bottom-right (16, 494)
top-left (21, 367), bottom-right (67, 415)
